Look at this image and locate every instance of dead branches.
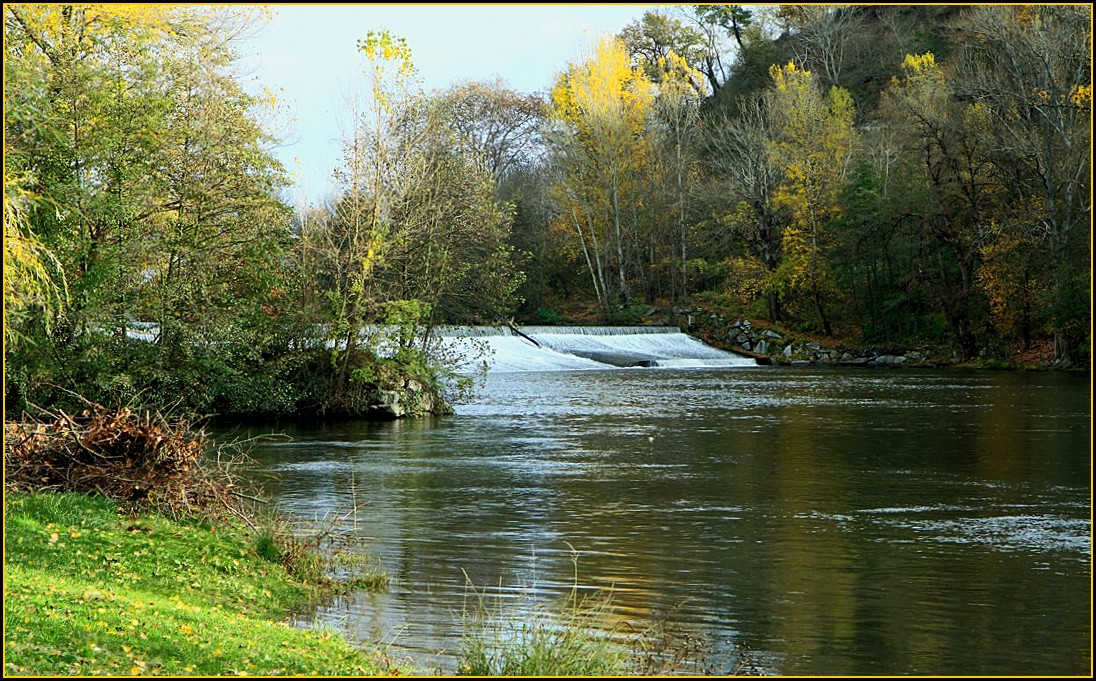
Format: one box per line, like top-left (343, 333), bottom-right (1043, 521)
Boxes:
top-left (5, 404), bottom-right (250, 521)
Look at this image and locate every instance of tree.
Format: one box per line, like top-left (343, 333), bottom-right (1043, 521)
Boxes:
top-left (880, 52), bottom-right (1003, 359)
top-left (547, 36), bottom-right (655, 312)
top-left (679, 5), bottom-right (755, 92)
top-left (299, 32), bottom-right (523, 414)
top-left (650, 51), bottom-right (706, 308)
top-left (5, 4), bottom-right (295, 414)
top-left (619, 11), bottom-right (707, 93)
top-left (767, 62), bottom-right (859, 336)
top-left (3, 163), bottom-right (67, 349)
top-left (785, 6), bottom-right (865, 89)
top-left (958, 5), bottom-right (1091, 364)
top-left (311, 29), bottom-right (421, 399)
top-left (704, 93), bottom-right (786, 323)
top-left (435, 79), bottom-right (544, 186)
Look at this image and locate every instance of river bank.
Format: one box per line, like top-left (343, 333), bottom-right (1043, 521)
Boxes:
top-left (3, 491), bottom-right (399, 676)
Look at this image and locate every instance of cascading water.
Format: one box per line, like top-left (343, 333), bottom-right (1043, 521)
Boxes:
top-left (118, 322), bottom-right (755, 372)
top-left (431, 325), bottom-right (756, 373)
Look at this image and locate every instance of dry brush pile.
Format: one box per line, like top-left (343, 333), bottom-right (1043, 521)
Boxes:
top-left (4, 401), bottom-right (253, 522)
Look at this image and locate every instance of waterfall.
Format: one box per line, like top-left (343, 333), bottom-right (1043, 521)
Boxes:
top-left (433, 325), bottom-right (755, 373)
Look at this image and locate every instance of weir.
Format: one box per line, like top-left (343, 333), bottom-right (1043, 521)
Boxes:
top-left (117, 322), bottom-right (755, 372)
top-left (432, 325), bottom-right (755, 373)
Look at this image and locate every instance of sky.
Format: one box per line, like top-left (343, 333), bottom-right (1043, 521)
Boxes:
top-left (241, 4), bottom-right (658, 207)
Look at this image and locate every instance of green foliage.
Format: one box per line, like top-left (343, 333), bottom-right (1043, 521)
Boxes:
top-left (606, 303), bottom-right (652, 325)
top-left (534, 306), bottom-right (566, 325)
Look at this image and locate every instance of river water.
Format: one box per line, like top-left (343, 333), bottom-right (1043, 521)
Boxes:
top-left (239, 364), bottom-right (1090, 675)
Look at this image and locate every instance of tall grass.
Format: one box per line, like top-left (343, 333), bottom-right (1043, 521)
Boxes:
top-left (455, 546), bottom-right (629, 676)
top-left (454, 544), bottom-right (763, 676)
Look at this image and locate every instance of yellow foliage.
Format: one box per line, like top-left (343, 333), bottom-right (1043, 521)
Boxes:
top-left (766, 63), bottom-right (858, 296)
top-left (551, 35), bottom-right (653, 149)
top-left (901, 52), bottom-right (937, 72)
top-left (1067, 84), bottom-right (1091, 108)
top-left (721, 256), bottom-right (769, 305)
top-left (358, 29), bottom-right (413, 75)
top-left (3, 167), bottom-right (67, 347)
top-left (976, 222), bottom-right (1048, 341)
top-left (656, 50), bottom-right (707, 99)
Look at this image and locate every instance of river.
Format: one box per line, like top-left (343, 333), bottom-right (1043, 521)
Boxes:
top-left (238, 354), bottom-right (1090, 675)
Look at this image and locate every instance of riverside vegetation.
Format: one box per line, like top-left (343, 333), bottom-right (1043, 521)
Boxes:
top-left (3, 401), bottom-right (399, 675)
top-left (4, 6), bottom-right (1089, 425)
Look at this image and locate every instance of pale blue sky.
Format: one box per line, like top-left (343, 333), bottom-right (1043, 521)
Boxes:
top-left (242, 4), bottom-right (659, 207)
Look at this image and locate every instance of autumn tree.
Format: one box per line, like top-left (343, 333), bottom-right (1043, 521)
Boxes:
top-left (297, 32), bottom-right (522, 414)
top-left (649, 51), bottom-right (706, 308)
top-left (880, 52), bottom-right (1004, 359)
top-left (958, 5), bottom-right (1091, 364)
top-left (619, 11), bottom-right (707, 92)
top-left (678, 5), bottom-right (755, 92)
top-left (4, 4), bottom-right (295, 414)
top-left (767, 62), bottom-right (858, 336)
top-left (785, 5), bottom-right (865, 89)
top-left (547, 35), bottom-right (654, 312)
top-left (704, 93), bottom-right (787, 323)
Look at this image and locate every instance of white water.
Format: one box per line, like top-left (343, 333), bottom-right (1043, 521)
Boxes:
top-left (434, 325), bottom-right (755, 373)
top-left (115, 321), bottom-right (755, 373)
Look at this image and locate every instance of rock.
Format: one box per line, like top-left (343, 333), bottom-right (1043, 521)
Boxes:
top-left (893, 355), bottom-right (907, 366)
top-left (741, 340), bottom-right (752, 350)
top-left (783, 345), bottom-right (793, 358)
top-left (736, 334), bottom-right (750, 345)
top-left (755, 340), bottom-right (769, 354)
top-left (370, 389), bottom-right (406, 419)
top-left (764, 329), bottom-right (782, 339)
top-left (791, 360), bottom-right (812, 366)
top-left (840, 352), bottom-right (855, 362)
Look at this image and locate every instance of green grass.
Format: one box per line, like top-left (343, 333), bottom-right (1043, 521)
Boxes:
top-left (456, 589), bottom-right (630, 677)
top-left (3, 492), bottom-right (394, 676)
top-left (454, 547), bottom-right (631, 677)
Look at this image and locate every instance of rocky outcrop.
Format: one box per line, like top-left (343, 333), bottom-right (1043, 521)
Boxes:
top-left (682, 307), bottom-right (947, 368)
top-left (363, 377), bottom-right (452, 419)
top-left (294, 349), bottom-right (453, 420)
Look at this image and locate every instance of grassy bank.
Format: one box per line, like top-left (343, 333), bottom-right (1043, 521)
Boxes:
top-left (3, 492), bottom-right (394, 676)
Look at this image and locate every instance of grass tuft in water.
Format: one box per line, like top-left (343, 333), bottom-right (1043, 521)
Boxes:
top-left (455, 544), bottom-right (629, 676)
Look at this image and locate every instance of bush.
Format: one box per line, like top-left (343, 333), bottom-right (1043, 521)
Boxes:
top-left (534, 305), bottom-right (565, 325)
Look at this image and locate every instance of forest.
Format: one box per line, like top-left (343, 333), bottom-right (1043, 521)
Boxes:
top-left (4, 4), bottom-right (1091, 420)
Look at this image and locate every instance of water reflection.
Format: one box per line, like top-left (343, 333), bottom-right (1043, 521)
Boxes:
top-left (238, 368), bottom-right (1090, 675)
